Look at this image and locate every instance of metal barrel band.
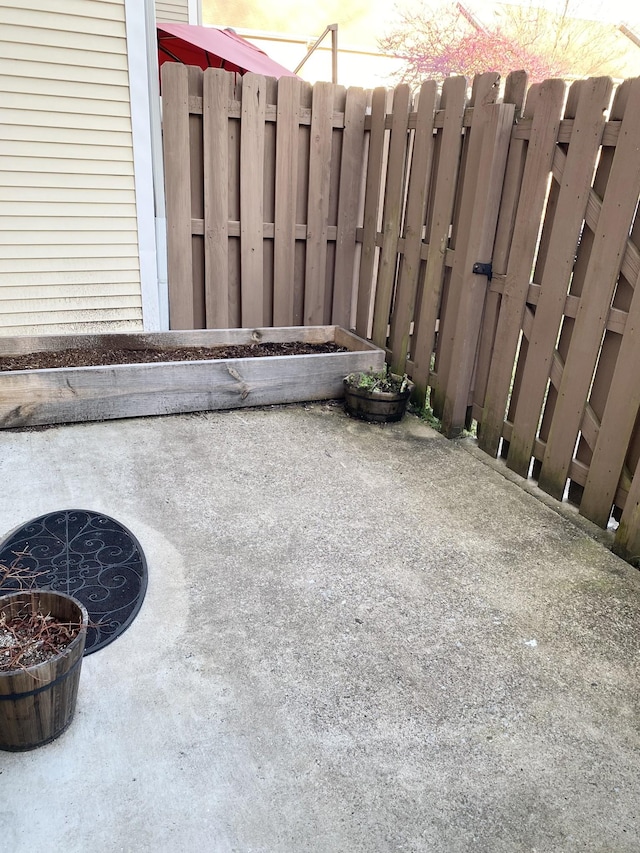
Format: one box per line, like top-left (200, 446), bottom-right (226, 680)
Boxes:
top-left (0, 653), bottom-right (82, 701)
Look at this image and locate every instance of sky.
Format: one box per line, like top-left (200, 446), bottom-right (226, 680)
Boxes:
top-left (203, 0), bottom-right (640, 58)
top-left (508, 0), bottom-right (639, 22)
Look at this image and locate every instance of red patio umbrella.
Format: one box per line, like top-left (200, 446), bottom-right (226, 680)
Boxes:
top-left (157, 24), bottom-right (298, 79)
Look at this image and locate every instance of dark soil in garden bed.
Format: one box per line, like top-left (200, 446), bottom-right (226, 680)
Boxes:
top-left (0, 341), bottom-right (348, 372)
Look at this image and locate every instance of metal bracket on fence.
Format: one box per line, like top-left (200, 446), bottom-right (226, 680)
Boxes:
top-left (472, 262), bottom-right (493, 281)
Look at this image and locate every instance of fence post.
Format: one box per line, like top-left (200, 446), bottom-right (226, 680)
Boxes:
top-left (162, 63), bottom-right (194, 329)
top-left (273, 76), bottom-right (302, 326)
top-left (388, 80), bottom-right (439, 375)
top-left (410, 76), bottom-right (468, 408)
top-left (477, 79), bottom-right (565, 457)
top-left (332, 87), bottom-right (368, 329)
top-left (371, 84), bottom-right (412, 348)
top-left (355, 87), bottom-right (387, 339)
top-left (614, 455), bottom-right (640, 563)
top-left (430, 72), bottom-right (499, 422)
top-left (203, 69), bottom-right (231, 328)
top-left (537, 77), bottom-right (640, 501)
top-left (240, 73), bottom-right (267, 327)
top-left (304, 82), bottom-right (338, 325)
top-left (440, 101), bottom-right (515, 437)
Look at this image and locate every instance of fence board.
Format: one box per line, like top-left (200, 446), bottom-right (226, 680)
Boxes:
top-left (272, 76), bottom-right (301, 326)
top-left (239, 73), bottom-right (267, 326)
top-left (537, 77), bottom-right (640, 500)
top-left (430, 73), bottom-right (500, 421)
top-left (526, 82), bottom-right (582, 479)
top-left (505, 77), bottom-right (613, 478)
top-left (262, 77), bottom-right (279, 326)
top-left (565, 80), bottom-right (636, 509)
top-left (478, 79), bottom-right (565, 457)
top-left (410, 76), bottom-right (467, 406)
top-left (304, 82), bottom-right (336, 325)
top-left (325, 86), bottom-right (347, 323)
top-left (472, 71), bottom-right (530, 420)
top-left (614, 451), bottom-right (640, 561)
top-left (162, 63), bottom-right (194, 329)
top-left (580, 269), bottom-right (640, 526)
top-left (388, 81), bottom-right (438, 374)
top-left (227, 74), bottom-right (242, 328)
top-left (203, 69), bottom-right (231, 328)
top-left (534, 83), bottom-right (625, 497)
top-left (371, 84), bottom-right (412, 348)
top-left (294, 81), bottom-right (313, 326)
top-left (188, 67), bottom-right (206, 330)
top-left (356, 87), bottom-right (387, 338)
top-left (441, 102), bottom-right (514, 435)
top-left (332, 86), bottom-right (367, 328)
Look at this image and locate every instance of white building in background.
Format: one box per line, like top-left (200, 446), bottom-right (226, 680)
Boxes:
top-left (0, 0), bottom-right (195, 336)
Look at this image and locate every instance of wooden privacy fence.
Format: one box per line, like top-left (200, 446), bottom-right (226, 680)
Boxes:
top-left (161, 63), bottom-right (366, 331)
top-left (162, 63), bottom-right (640, 563)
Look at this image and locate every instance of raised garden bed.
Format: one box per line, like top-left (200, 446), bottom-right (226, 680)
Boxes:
top-left (0, 326), bottom-right (384, 429)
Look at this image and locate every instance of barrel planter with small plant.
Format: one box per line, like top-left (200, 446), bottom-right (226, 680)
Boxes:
top-left (343, 366), bottom-right (414, 423)
top-left (0, 589), bottom-right (88, 751)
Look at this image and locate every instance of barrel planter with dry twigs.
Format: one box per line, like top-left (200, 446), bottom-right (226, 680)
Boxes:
top-left (343, 370), bottom-right (414, 423)
top-left (0, 590), bottom-right (88, 751)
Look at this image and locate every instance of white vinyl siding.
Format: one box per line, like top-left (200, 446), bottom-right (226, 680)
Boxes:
top-left (0, 0), bottom-right (143, 335)
top-left (156, 0), bottom-right (189, 23)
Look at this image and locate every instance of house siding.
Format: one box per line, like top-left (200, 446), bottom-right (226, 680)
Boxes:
top-left (156, 1), bottom-right (189, 23)
top-left (0, 0), bottom-right (143, 335)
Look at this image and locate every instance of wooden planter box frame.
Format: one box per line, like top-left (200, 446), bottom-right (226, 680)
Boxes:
top-left (0, 326), bottom-right (384, 429)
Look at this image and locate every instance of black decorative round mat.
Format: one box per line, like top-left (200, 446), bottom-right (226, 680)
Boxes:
top-left (0, 510), bottom-right (147, 655)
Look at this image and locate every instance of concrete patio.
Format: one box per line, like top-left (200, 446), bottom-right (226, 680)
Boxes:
top-left (1, 402), bottom-right (639, 852)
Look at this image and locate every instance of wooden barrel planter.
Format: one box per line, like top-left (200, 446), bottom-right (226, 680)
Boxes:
top-left (343, 375), bottom-right (414, 423)
top-left (0, 590), bottom-right (88, 751)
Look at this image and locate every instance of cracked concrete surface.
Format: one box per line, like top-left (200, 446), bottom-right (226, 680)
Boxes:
top-left (1, 403), bottom-right (639, 852)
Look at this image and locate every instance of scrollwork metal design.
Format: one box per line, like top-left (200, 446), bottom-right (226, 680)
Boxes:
top-left (0, 510), bottom-right (147, 654)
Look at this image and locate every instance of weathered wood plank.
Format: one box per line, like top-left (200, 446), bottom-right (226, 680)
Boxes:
top-left (580, 269), bottom-right (640, 526)
top-left (203, 69), bottom-right (231, 328)
top-left (355, 87), bottom-right (387, 338)
top-left (324, 86), bottom-right (347, 324)
top-left (0, 326), bottom-right (379, 354)
top-left (227, 74), bottom-right (243, 328)
top-left (538, 77), bottom-right (640, 500)
top-left (410, 76), bottom-right (467, 407)
top-left (527, 82), bottom-right (583, 481)
top-left (480, 68), bottom-right (528, 388)
top-left (332, 86), bottom-right (368, 329)
top-left (371, 84), bottom-right (412, 348)
top-left (293, 81), bottom-right (313, 325)
top-left (564, 81), bottom-right (636, 508)
top-left (273, 76), bottom-right (302, 326)
top-left (188, 67), bottom-right (206, 330)
top-left (388, 81), bottom-right (438, 375)
top-left (478, 80), bottom-right (565, 457)
top-left (240, 73), bottom-right (267, 327)
top-left (506, 77), bottom-right (613, 478)
top-left (304, 82), bottom-right (336, 325)
top-left (472, 71), bottom-right (531, 420)
top-left (262, 76), bottom-right (279, 326)
top-left (614, 452), bottom-right (640, 561)
top-left (430, 72), bottom-right (500, 420)
top-left (441, 99), bottom-right (514, 436)
top-left (161, 63), bottom-right (194, 330)
top-left (0, 328), bottom-right (384, 428)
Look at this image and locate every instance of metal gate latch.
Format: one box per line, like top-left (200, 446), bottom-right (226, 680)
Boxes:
top-left (472, 262), bottom-right (493, 281)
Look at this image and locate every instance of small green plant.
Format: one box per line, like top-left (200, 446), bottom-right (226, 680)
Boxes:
top-left (345, 364), bottom-right (411, 394)
top-left (409, 399), bottom-right (442, 432)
